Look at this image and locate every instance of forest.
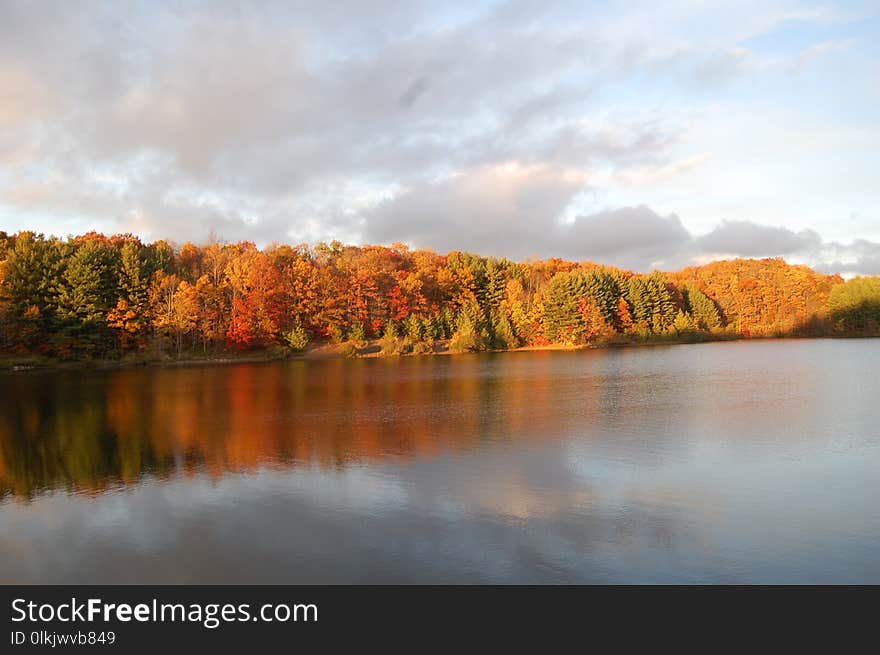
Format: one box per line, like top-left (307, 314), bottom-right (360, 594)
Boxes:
top-left (1, 230), bottom-right (879, 364)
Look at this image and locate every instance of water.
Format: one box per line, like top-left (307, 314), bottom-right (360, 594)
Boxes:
top-left (1, 339), bottom-right (879, 583)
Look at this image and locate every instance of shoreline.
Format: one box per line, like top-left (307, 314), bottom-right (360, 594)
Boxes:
top-left (1, 333), bottom-right (870, 373)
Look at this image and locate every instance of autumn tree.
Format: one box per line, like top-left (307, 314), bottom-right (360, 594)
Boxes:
top-left (0, 231), bottom-right (867, 358)
top-left (150, 272), bottom-right (196, 356)
top-left (828, 277), bottom-right (880, 334)
top-left (614, 297), bottom-right (634, 333)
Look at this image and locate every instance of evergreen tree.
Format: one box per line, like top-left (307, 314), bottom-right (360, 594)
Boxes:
top-left (56, 239), bottom-right (119, 328)
top-left (646, 272), bottom-right (676, 333)
top-left (114, 240), bottom-right (151, 348)
top-left (53, 239), bottom-right (120, 354)
top-left (422, 315), bottom-right (440, 340)
top-left (673, 309), bottom-right (694, 334)
top-left (583, 269), bottom-right (623, 325)
top-left (347, 321), bottom-right (366, 346)
top-left (683, 285), bottom-right (721, 331)
top-left (0, 233), bottom-right (67, 350)
top-left (404, 314), bottom-right (423, 341)
top-left (484, 259), bottom-right (507, 314)
top-left (626, 276), bottom-right (651, 333)
top-left (119, 241), bottom-right (150, 311)
top-left (439, 307), bottom-right (456, 339)
top-left (380, 321), bottom-right (399, 355)
top-left (0, 233), bottom-right (64, 332)
top-left (284, 321), bottom-right (309, 352)
top-left (542, 272), bottom-right (583, 343)
top-left (626, 273), bottom-right (675, 334)
top-left (491, 310), bottom-right (518, 349)
top-left (449, 305), bottom-right (487, 352)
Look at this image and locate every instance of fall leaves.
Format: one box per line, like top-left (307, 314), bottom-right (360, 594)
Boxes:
top-left (0, 230), bottom-right (875, 361)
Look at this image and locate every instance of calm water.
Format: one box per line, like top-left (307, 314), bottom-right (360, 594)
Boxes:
top-left (1, 339), bottom-right (879, 583)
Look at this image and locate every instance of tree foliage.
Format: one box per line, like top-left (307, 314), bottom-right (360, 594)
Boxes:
top-left (828, 277), bottom-right (880, 335)
top-left (0, 231), bottom-right (868, 360)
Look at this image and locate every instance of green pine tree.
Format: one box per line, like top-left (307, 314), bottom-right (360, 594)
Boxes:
top-left (683, 285), bottom-right (721, 331)
top-left (491, 310), bottom-right (518, 349)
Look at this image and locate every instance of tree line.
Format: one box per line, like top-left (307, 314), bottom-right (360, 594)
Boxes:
top-left (0, 230), bottom-right (878, 361)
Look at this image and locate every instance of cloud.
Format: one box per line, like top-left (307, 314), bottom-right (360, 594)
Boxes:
top-left (0, 62), bottom-right (52, 129)
top-left (814, 239), bottom-right (880, 276)
top-left (366, 161), bottom-right (880, 274)
top-left (564, 206), bottom-right (693, 269)
top-left (692, 222), bottom-right (880, 277)
top-left (0, 0), bottom-right (875, 277)
top-left (793, 38), bottom-right (855, 69)
top-left (614, 153), bottom-right (710, 186)
top-left (365, 162), bottom-right (588, 259)
top-left (0, 0), bottom-right (713, 243)
top-left (696, 220), bottom-right (822, 257)
top-left (365, 164), bottom-right (692, 268)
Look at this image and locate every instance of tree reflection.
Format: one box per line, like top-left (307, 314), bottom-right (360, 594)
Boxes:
top-left (0, 356), bottom-right (571, 500)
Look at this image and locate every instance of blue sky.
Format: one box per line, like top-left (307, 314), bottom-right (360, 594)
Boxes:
top-left (0, 0), bottom-right (878, 273)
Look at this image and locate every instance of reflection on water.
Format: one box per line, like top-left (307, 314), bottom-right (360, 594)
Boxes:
top-left (2, 340), bottom-right (880, 583)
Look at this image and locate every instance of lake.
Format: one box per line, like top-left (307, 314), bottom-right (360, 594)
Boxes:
top-left (1, 339), bottom-right (879, 583)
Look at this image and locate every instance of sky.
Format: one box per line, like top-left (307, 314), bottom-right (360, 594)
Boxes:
top-left (1, 0), bottom-right (878, 274)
